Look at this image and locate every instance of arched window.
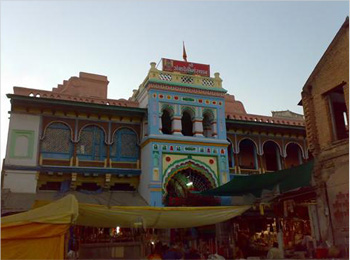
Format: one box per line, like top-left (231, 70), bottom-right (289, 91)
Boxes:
top-left (285, 143), bottom-right (303, 168)
top-left (41, 123), bottom-right (73, 159)
top-left (263, 141), bottom-right (281, 171)
top-left (227, 139), bottom-right (234, 168)
top-left (181, 110), bottom-right (193, 136)
top-left (161, 109), bottom-right (172, 135)
top-left (238, 139), bottom-right (257, 170)
top-left (203, 111), bottom-right (214, 138)
top-left (77, 125), bottom-right (106, 161)
top-left (111, 128), bottom-right (139, 162)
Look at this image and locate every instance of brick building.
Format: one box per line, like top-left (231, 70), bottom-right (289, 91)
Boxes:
top-left (301, 17), bottom-right (349, 255)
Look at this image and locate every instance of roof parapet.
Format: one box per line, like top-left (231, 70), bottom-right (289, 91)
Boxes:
top-left (132, 61), bottom-right (225, 100)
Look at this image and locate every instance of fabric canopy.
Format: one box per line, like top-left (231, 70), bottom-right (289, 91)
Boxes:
top-left (2, 194), bottom-right (79, 227)
top-left (2, 193), bottom-right (250, 259)
top-left (76, 203), bottom-right (251, 228)
top-left (2, 195), bottom-right (79, 260)
top-left (32, 199), bottom-right (250, 229)
top-left (201, 161), bottom-right (314, 197)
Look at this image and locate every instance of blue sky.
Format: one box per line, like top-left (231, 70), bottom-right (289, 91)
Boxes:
top-left (1, 0), bottom-right (349, 158)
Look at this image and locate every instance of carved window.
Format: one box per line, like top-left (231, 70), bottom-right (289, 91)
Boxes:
top-left (203, 111), bottom-right (214, 138)
top-left (239, 139), bottom-right (258, 170)
top-left (41, 123), bottom-right (72, 159)
top-left (227, 139), bottom-right (234, 168)
top-left (161, 109), bottom-right (172, 135)
top-left (285, 143), bottom-right (303, 168)
top-left (263, 141), bottom-right (281, 171)
top-left (324, 84), bottom-right (349, 141)
top-left (111, 128), bottom-right (139, 161)
top-left (181, 111), bottom-right (193, 136)
top-left (77, 126), bottom-right (106, 161)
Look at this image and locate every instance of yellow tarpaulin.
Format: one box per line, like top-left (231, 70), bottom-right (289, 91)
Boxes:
top-left (2, 194), bottom-right (79, 227)
top-left (1, 195), bottom-right (79, 260)
top-left (77, 203), bottom-right (251, 228)
top-left (1, 194), bottom-right (251, 259)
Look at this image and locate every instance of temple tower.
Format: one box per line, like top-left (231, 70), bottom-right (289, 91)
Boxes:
top-left (131, 59), bottom-right (230, 206)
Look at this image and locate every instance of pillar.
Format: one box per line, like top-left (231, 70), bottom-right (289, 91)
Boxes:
top-left (234, 152), bottom-right (240, 174)
top-left (258, 154), bottom-right (266, 173)
top-left (193, 117), bottom-right (204, 137)
top-left (171, 115), bottom-right (182, 135)
top-left (159, 115), bottom-right (162, 134)
top-left (212, 120), bottom-right (218, 138)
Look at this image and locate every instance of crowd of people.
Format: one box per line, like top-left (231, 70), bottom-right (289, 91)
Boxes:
top-left (147, 242), bottom-right (224, 260)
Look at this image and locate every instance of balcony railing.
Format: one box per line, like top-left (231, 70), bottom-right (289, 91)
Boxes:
top-left (139, 62), bottom-right (224, 91)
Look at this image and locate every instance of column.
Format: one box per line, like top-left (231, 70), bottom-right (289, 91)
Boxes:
top-left (212, 120), bottom-right (218, 138)
top-left (234, 152), bottom-right (240, 174)
top-left (159, 114), bottom-right (163, 134)
top-left (276, 147), bottom-right (282, 170)
top-left (193, 117), bottom-right (204, 137)
top-left (171, 115), bottom-right (182, 135)
top-left (258, 154), bottom-right (266, 173)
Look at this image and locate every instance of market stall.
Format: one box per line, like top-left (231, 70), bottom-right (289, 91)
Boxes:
top-left (1, 195), bottom-right (79, 260)
top-left (1, 194), bottom-right (250, 259)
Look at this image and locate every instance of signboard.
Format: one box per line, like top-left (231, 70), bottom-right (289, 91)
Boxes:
top-left (162, 58), bottom-right (210, 77)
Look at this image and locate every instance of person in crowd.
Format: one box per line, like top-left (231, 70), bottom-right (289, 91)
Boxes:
top-left (267, 242), bottom-right (283, 259)
top-left (302, 232), bottom-right (315, 258)
top-left (237, 229), bottom-right (249, 258)
top-left (184, 247), bottom-right (201, 260)
top-left (163, 243), bottom-right (183, 260)
top-left (234, 246), bottom-right (244, 259)
top-left (147, 242), bottom-right (163, 260)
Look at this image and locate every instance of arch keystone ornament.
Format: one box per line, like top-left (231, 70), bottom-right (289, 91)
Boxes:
top-left (162, 157), bottom-right (219, 197)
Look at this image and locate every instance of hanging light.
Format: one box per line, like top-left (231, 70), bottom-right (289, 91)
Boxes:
top-left (186, 181), bottom-right (193, 187)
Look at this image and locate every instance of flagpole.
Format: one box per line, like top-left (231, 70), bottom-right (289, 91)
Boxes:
top-left (183, 41), bottom-right (188, 62)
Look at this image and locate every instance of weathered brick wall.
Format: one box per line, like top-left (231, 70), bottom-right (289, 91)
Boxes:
top-left (303, 21), bottom-right (349, 152)
top-left (301, 18), bottom-right (349, 249)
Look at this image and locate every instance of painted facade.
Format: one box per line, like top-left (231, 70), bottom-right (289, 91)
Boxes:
top-left (2, 59), bottom-right (308, 213)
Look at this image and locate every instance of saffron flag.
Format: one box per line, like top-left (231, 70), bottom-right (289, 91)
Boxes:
top-left (183, 42), bottom-right (187, 62)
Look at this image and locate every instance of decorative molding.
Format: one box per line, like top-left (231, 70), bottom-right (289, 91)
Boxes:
top-left (9, 130), bottom-right (35, 159)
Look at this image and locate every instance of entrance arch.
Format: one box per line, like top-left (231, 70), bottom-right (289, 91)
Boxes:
top-left (162, 158), bottom-right (219, 206)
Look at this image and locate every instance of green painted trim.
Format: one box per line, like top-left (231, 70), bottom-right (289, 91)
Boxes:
top-left (225, 119), bottom-right (305, 130)
top-left (162, 151), bottom-right (220, 158)
top-left (148, 79), bottom-right (228, 93)
top-left (9, 130), bottom-right (35, 159)
top-left (7, 94), bottom-right (147, 115)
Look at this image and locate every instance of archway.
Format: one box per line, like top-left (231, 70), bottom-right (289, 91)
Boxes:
top-left (285, 143), bottom-right (303, 168)
top-left (163, 159), bottom-right (219, 206)
top-left (181, 110), bottom-right (194, 136)
top-left (263, 141), bottom-right (282, 171)
top-left (164, 168), bottom-right (219, 206)
top-left (238, 138), bottom-right (258, 170)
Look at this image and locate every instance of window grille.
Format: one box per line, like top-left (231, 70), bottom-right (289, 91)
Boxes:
top-left (159, 74), bottom-right (172, 81)
top-left (202, 78), bottom-right (214, 87)
top-left (41, 123), bottom-right (72, 157)
top-left (111, 128), bottom-right (139, 161)
top-left (181, 76), bottom-right (194, 84)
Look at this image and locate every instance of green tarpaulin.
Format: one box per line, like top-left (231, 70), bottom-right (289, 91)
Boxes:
top-left (201, 161), bottom-right (314, 197)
